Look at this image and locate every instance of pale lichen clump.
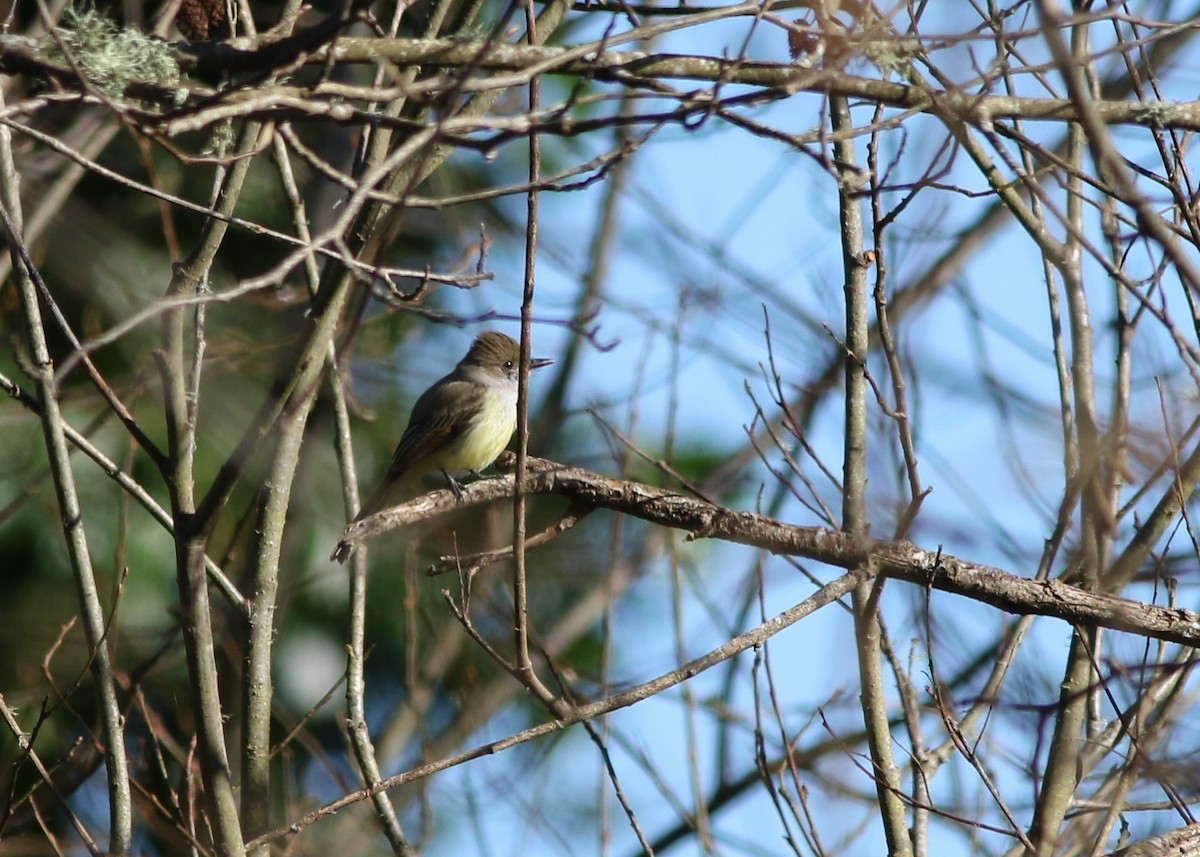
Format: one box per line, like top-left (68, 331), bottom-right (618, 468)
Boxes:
top-left (42, 7), bottom-right (180, 99)
top-left (1130, 99), bottom-right (1176, 128)
top-left (861, 38), bottom-right (916, 79)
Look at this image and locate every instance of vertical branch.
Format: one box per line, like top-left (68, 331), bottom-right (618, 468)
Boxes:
top-left (238, 122), bottom-right (321, 853)
top-left (340, 394), bottom-right (413, 854)
top-left (1030, 12), bottom-right (1103, 854)
top-left (161, 122), bottom-right (260, 857)
top-left (240, 24), bottom-right (423, 834)
top-left (1061, 37), bottom-right (1103, 590)
top-left (1079, 195), bottom-right (1138, 857)
top-left (240, 387), bottom-right (306, 854)
top-left (830, 92), bottom-right (913, 857)
top-left (0, 94), bottom-right (132, 857)
top-left (1103, 218), bottom-right (1134, 565)
top-left (830, 115), bottom-right (867, 533)
top-left (866, 103), bottom-right (925, 540)
top-left (513, 0), bottom-right (540, 686)
top-left (275, 126), bottom-right (414, 853)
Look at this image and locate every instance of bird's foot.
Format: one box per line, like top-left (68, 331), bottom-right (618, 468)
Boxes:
top-left (443, 470), bottom-right (466, 501)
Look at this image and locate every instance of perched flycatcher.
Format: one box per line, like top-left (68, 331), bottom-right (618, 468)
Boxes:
top-left (353, 331), bottom-right (553, 520)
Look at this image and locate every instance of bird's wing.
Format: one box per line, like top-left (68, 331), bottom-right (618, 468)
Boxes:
top-left (355, 377), bottom-right (478, 519)
top-left (387, 377), bottom-right (478, 473)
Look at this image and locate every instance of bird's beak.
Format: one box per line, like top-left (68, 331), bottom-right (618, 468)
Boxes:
top-left (530, 357), bottom-right (554, 370)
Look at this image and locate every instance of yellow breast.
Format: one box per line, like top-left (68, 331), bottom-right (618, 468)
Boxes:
top-left (431, 386), bottom-right (517, 474)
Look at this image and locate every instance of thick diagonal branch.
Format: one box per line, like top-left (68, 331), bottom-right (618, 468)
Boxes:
top-left (334, 457), bottom-right (1200, 647)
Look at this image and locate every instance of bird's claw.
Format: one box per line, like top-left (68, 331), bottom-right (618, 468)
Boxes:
top-left (443, 470), bottom-right (466, 501)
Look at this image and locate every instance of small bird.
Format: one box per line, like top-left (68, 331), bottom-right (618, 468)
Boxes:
top-left (353, 331), bottom-right (553, 521)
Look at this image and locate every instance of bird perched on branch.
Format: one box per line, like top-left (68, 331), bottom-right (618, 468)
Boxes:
top-left (352, 330), bottom-right (553, 522)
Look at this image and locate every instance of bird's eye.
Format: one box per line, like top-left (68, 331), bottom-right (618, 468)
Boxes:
top-left (505, 360), bottom-right (514, 369)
